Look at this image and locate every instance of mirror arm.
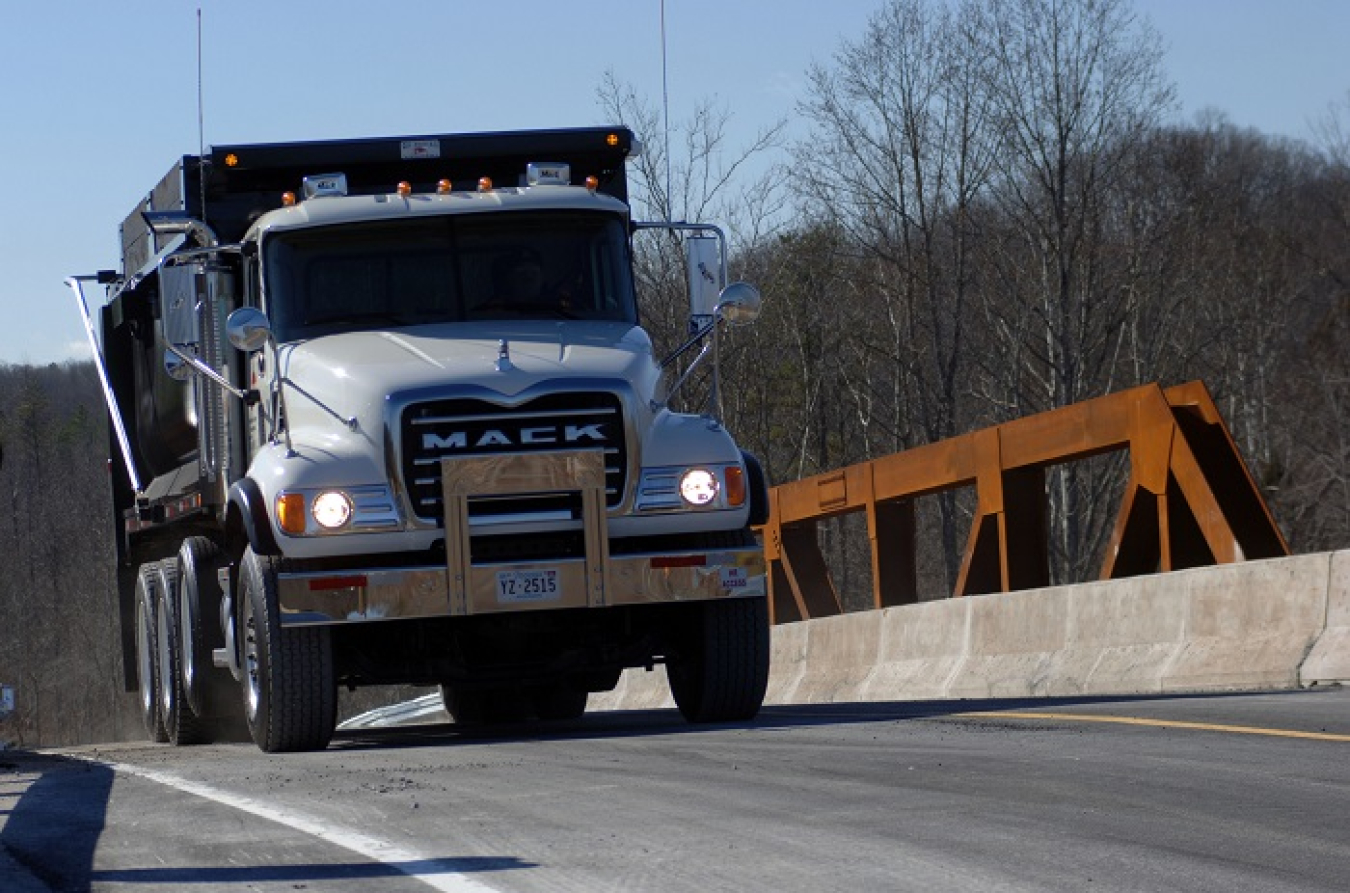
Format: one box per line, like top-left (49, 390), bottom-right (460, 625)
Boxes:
top-left (659, 316), bottom-right (719, 369)
top-left (161, 242), bottom-right (244, 266)
top-left (163, 342), bottom-right (257, 404)
top-left (279, 376), bottom-right (358, 432)
top-left (265, 342), bottom-right (296, 455)
top-left (655, 339), bottom-right (714, 410)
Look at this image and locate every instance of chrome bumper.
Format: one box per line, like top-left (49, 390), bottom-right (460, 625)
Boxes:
top-left (277, 450), bottom-right (765, 626)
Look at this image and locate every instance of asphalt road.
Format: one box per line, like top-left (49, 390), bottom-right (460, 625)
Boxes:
top-left (3, 687), bottom-right (1348, 892)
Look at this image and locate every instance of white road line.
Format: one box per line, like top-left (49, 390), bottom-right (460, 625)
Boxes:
top-left (98, 759), bottom-right (505, 893)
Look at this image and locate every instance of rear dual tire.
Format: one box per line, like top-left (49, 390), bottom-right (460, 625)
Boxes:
top-left (133, 541), bottom-right (248, 746)
top-left (155, 559), bottom-right (206, 745)
top-left (134, 566), bottom-right (169, 743)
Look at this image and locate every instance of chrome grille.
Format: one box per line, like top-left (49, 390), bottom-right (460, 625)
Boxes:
top-left (401, 392), bottom-right (626, 522)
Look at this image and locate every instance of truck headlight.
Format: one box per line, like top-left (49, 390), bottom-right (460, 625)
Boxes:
top-left (679, 469), bottom-right (720, 506)
top-left (275, 486), bottom-right (400, 536)
top-left (311, 491), bottom-right (354, 529)
top-left (637, 464), bottom-right (747, 513)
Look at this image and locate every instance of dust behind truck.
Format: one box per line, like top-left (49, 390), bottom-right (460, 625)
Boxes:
top-left (67, 127), bottom-right (770, 752)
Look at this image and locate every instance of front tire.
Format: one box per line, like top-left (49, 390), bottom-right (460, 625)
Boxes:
top-left (239, 547), bottom-right (336, 752)
top-left (667, 596), bottom-right (770, 723)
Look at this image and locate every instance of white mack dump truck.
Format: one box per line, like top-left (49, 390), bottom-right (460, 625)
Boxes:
top-left (67, 127), bottom-right (770, 753)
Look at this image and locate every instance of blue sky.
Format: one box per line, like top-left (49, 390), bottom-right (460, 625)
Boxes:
top-left (2, 0), bottom-right (1347, 366)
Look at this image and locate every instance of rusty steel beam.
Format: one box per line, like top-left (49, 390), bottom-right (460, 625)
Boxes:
top-left (764, 381), bottom-right (1289, 623)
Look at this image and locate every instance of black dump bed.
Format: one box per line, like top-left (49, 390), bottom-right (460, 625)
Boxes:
top-left (120, 126), bottom-right (636, 275)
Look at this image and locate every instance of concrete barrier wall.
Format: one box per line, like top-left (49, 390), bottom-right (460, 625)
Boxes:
top-left (1302, 550), bottom-right (1350, 685)
top-left (589, 549), bottom-right (1349, 713)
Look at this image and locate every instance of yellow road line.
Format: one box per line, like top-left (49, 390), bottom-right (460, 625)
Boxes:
top-left (957, 711), bottom-right (1350, 742)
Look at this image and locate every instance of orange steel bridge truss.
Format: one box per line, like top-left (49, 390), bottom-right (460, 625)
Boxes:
top-left (763, 381), bottom-right (1289, 623)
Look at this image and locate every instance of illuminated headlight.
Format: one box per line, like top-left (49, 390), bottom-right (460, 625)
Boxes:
top-left (636, 464), bottom-right (749, 513)
top-left (311, 491), bottom-right (354, 529)
top-left (679, 469), bottom-right (720, 507)
top-left (275, 486), bottom-right (400, 536)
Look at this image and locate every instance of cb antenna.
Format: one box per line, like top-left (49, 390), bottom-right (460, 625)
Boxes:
top-left (660, 0), bottom-right (673, 224)
top-left (197, 7), bottom-right (208, 218)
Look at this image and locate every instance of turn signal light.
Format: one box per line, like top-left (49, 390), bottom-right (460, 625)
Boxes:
top-left (725, 466), bottom-right (746, 507)
top-left (277, 493), bottom-right (306, 535)
top-left (281, 192), bottom-right (296, 207)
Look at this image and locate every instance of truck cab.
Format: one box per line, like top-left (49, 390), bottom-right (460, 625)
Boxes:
top-left (70, 127), bottom-right (770, 752)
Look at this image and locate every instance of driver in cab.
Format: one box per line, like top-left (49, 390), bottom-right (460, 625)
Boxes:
top-left (492, 248), bottom-right (545, 307)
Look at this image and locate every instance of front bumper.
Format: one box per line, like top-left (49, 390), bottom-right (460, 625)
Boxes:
top-left (276, 547), bottom-right (765, 625)
top-left (276, 450), bottom-right (765, 625)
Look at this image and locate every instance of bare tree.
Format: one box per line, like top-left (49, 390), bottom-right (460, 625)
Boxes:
top-left (1311, 90), bottom-right (1350, 169)
top-left (1270, 93), bottom-right (1350, 551)
top-left (967, 0), bottom-right (1174, 580)
top-left (0, 362), bottom-right (130, 747)
top-left (594, 71), bottom-right (787, 426)
top-left (794, 0), bottom-right (997, 587)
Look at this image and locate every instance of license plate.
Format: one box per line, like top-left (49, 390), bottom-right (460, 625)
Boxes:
top-left (495, 568), bottom-right (561, 603)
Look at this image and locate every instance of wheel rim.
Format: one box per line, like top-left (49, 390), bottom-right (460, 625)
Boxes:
top-left (179, 572), bottom-right (196, 697)
top-left (241, 586), bottom-right (261, 722)
top-left (136, 596), bottom-right (154, 717)
top-left (156, 597), bottom-right (174, 718)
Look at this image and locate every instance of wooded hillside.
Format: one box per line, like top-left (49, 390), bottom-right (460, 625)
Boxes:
top-left (1, 0), bottom-right (1346, 747)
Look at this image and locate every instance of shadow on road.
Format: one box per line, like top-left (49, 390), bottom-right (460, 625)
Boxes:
top-left (90, 855), bottom-right (533, 885)
top-left (331, 689), bottom-right (1322, 751)
top-left (1, 751), bottom-right (113, 891)
top-left (1, 749), bottom-right (537, 888)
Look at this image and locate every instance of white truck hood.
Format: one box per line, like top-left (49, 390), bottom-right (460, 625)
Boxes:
top-left (276, 321), bottom-right (657, 436)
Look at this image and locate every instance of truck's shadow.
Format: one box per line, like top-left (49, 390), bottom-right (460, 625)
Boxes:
top-left (1, 752), bottom-right (113, 891)
top-left (330, 689), bottom-right (1316, 751)
top-left (90, 856), bottom-right (534, 886)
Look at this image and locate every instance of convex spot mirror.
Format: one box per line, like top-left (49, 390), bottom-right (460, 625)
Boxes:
top-left (227, 306), bottom-right (273, 352)
top-left (163, 350), bottom-right (192, 382)
top-left (715, 282), bottom-right (762, 326)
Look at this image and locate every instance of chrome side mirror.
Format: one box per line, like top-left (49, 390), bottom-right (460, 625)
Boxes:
top-left (227, 307), bottom-right (273, 352)
top-left (715, 282), bottom-right (762, 326)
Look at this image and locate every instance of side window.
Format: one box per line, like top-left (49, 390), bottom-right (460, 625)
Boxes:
top-left (243, 252), bottom-right (262, 309)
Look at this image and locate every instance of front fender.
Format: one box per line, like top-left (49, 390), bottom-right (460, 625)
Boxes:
top-left (228, 478), bottom-right (281, 556)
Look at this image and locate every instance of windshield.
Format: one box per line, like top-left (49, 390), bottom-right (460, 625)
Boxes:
top-left (262, 210), bottom-right (637, 341)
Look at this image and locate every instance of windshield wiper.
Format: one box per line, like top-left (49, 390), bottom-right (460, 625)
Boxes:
top-left (304, 311), bottom-right (413, 328)
top-left (480, 301), bottom-right (582, 320)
